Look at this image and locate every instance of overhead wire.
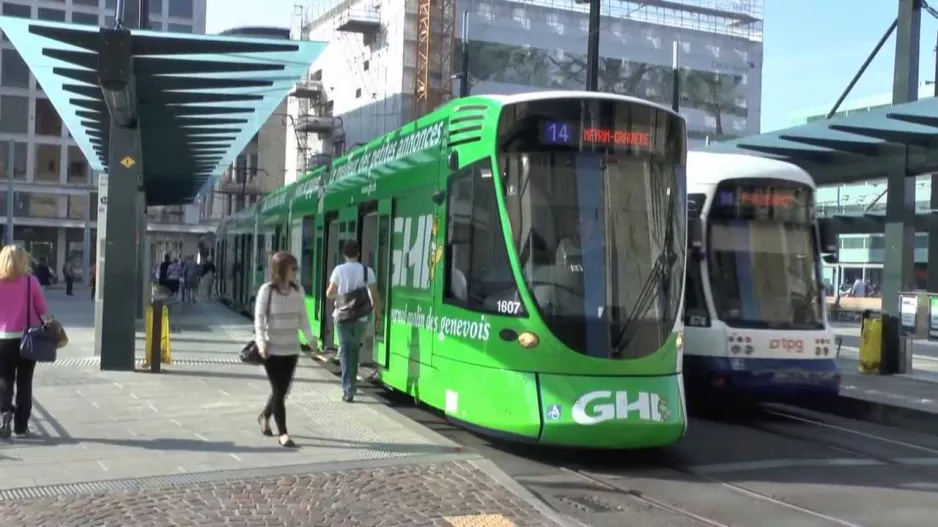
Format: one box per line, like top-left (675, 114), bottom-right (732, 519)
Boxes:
top-left (923, 0), bottom-right (938, 20)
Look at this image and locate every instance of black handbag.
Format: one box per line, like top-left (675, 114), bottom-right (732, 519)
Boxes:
top-left (19, 278), bottom-right (58, 363)
top-left (240, 283), bottom-right (272, 365)
top-left (334, 264), bottom-right (373, 325)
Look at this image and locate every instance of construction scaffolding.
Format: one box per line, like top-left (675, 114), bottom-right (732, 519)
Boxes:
top-left (290, 2), bottom-right (346, 172)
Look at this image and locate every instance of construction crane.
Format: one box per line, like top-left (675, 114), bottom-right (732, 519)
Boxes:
top-left (413, 0), bottom-right (456, 120)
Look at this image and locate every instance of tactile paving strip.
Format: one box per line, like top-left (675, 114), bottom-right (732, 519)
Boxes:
top-left (39, 357), bottom-right (243, 367)
top-left (445, 514), bottom-right (517, 527)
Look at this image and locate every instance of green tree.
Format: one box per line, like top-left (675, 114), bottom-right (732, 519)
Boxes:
top-left (463, 41), bottom-right (552, 89)
top-left (546, 54), bottom-right (656, 95)
top-left (464, 41), bottom-right (510, 87)
top-left (503, 46), bottom-right (551, 87)
top-left (683, 71), bottom-right (743, 137)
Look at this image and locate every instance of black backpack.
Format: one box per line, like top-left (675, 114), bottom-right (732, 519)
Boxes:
top-left (334, 263), bottom-right (373, 325)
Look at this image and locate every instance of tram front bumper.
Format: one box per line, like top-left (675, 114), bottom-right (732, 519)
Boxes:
top-left (685, 356), bottom-right (841, 400)
top-left (536, 372), bottom-right (686, 448)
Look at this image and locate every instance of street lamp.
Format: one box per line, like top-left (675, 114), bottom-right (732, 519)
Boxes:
top-left (574, 0), bottom-right (601, 91)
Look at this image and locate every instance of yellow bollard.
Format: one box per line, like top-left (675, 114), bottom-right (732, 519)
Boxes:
top-left (143, 304), bottom-right (172, 368)
top-left (160, 305), bottom-right (172, 365)
top-left (858, 315), bottom-right (883, 374)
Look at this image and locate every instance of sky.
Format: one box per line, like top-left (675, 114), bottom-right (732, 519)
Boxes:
top-left (206, 0), bottom-right (938, 134)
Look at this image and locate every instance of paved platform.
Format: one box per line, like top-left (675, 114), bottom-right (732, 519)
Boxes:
top-left (1, 289), bottom-right (566, 526)
top-left (783, 350), bottom-right (938, 437)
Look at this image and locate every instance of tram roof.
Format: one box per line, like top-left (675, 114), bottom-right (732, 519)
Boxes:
top-left (688, 151), bottom-right (814, 187)
top-left (701, 96), bottom-right (938, 187)
top-left (479, 90), bottom-right (682, 118)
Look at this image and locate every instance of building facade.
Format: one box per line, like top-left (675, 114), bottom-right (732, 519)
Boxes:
top-left (285, 0), bottom-right (764, 182)
top-left (792, 83), bottom-right (937, 291)
top-left (0, 0), bottom-right (207, 280)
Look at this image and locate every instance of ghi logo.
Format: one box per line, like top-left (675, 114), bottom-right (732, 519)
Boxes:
top-left (570, 391), bottom-right (671, 425)
top-left (392, 213), bottom-right (442, 290)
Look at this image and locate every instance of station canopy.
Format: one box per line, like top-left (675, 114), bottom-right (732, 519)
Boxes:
top-left (0, 16), bottom-right (326, 205)
top-left (701, 96), bottom-right (938, 188)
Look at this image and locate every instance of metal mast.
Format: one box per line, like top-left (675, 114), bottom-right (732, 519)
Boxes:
top-left (414, 0), bottom-right (456, 119)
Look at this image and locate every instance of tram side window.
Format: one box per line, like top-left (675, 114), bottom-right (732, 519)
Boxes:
top-left (256, 235), bottom-right (266, 271)
top-left (684, 261), bottom-right (710, 326)
top-left (274, 225), bottom-right (283, 251)
top-left (443, 160), bottom-right (525, 316)
top-left (300, 216), bottom-right (315, 293)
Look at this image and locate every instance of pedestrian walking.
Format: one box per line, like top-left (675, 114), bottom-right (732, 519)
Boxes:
top-left (326, 240), bottom-right (382, 403)
top-left (0, 245), bottom-right (49, 439)
top-left (62, 259), bottom-right (75, 296)
top-left (89, 263), bottom-right (96, 299)
top-left (201, 257), bottom-right (216, 299)
top-left (254, 251), bottom-right (316, 448)
top-left (184, 257), bottom-right (201, 303)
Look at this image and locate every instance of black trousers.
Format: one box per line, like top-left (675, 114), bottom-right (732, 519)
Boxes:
top-left (262, 354), bottom-right (299, 435)
top-left (0, 338), bottom-right (36, 434)
top-left (65, 278), bottom-right (73, 295)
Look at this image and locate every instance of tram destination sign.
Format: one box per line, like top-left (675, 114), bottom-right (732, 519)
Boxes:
top-left (540, 120), bottom-right (655, 151)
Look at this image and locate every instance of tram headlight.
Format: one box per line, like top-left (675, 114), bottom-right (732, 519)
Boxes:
top-left (675, 331), bottom-right (684, 371)
top-left (518, 332), bottom-right (540, 349)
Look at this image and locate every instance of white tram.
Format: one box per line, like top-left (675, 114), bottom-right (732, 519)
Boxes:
top-left (682, 151), bottom-right (841, 403)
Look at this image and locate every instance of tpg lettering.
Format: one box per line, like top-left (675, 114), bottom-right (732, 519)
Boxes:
top-left (770, 339), bottom-right (804, 352)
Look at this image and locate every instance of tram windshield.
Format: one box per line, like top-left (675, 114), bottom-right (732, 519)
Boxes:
top-left (707, 181), bottom-right (824, 330)
top-left (497, 97), bottom-right (686, 359)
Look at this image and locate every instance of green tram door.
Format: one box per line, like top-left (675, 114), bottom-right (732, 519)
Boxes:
top-left (321, 207), bottom-right (358, 351)
top-left (373, 198), bottom-right (392, 368)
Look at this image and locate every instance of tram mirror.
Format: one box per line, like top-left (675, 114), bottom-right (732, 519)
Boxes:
top-left (448, 151), bottom-right (460, 171)
top-left (431, 190), bottom-right (446, 206)
top-left (688, 218), bottom-right (703, 261)
top-left (818, 219), bottom-right (839, 253)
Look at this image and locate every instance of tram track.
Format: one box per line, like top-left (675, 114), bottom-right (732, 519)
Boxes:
top-left (308, 352), bottom-right (938, 526)
top-left (566, 466), bottom-right (865, 527)
top-left (736, 405), bottom-right (938, 477)
top-left (561, 468), bottom-right (733, 527)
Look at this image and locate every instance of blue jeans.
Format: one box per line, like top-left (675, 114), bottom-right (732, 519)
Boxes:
top-left (336, 320), bottom-right (367, 398)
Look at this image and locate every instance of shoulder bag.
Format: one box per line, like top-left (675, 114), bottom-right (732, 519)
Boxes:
top-left (334, 263), bottom-right (373, 325)
top-left (19, 277), bottom-right (59, 363)
top-left (240, 283), bottom-right (272, 365)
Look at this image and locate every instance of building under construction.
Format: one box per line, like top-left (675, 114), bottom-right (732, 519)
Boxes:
top-left (284, 0), bottom-right (764, 182)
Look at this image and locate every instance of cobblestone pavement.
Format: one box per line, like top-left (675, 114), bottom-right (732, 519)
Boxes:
top-left (0, 461), bottom-right (559, 527)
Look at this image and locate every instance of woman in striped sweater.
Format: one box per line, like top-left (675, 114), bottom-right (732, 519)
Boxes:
top-left (254, 251), bottom-right (316, 448)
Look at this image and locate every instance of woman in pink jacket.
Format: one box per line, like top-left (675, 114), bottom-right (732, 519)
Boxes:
top-left (0, 245), bottom-right (49, 439)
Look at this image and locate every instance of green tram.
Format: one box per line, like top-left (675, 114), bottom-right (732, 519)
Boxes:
top-left (216, 91), bottom-right (689, 448)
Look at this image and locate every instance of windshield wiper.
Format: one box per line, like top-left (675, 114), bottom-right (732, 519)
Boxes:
top-left (613, 190), bottom-right (679, 353)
